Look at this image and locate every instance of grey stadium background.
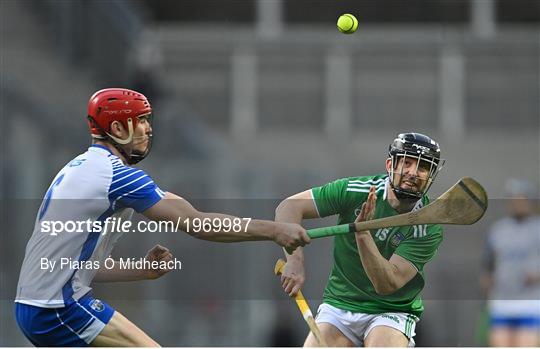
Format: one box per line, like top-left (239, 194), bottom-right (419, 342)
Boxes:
top-left (1, 0), bottom-right (539, 346)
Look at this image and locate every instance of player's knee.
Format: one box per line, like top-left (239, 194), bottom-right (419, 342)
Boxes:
top-left (96, 312), bottom-right (159, 347)
top-left (275, 198), bottom-right (290, 217)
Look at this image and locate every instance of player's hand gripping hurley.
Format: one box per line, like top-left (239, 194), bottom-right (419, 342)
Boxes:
top-left (307, 177), bottom-right (488, 239)
top-left (274, 259), bottom-right (327, 347)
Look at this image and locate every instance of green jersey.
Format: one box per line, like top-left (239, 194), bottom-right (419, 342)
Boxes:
top-left (311, 174), bottom-right (443, 317)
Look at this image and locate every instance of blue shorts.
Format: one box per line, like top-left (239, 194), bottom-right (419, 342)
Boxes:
top-left (15, 293), bottom-right (115, 346)
top-left (490, 315), bottom-right (540, 329)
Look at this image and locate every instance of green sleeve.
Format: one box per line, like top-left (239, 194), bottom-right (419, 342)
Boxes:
top-left (311, 178), bottom-right (356, 217)
top-left (394, 224), bottom-right (444, 271)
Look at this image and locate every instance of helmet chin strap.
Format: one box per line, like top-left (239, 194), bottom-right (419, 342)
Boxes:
top-left (128, 134), bottom-right (152, 165)
top-left (388, 170), bottom-right (424, 201)
top-left (390, 183), bottom-right (422, 201)
top-left (103, 117), bottom-right (137, 164)
top-left (106, 118), bottom-right (134, 145)
top-left (87, 116), bottom-right (151, 165)
top-left (111, 133), bottom-right (152, 165)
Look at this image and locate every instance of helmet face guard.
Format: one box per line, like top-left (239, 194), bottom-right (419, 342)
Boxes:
top-left (87, 112), bottom-right (154, 165)
top-left (388, 133), bottom-right (445, 200)
top-left (129, 135), bottom-right (152, 164)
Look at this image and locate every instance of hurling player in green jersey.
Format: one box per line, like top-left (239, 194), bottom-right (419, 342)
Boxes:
top-left (276, 133), bottom-right (446, 347)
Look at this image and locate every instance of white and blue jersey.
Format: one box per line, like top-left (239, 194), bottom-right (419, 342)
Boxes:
top-left (484, 216), bottom-right (540, 327)
top-left (15, 144), bottom-right (165, 345)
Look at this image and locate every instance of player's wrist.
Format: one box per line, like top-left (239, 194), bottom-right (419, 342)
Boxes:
top-left (285, 247), bottom-right (304, 261)
top-left (250, 219), bottom-right (276, 241)
top-left (286, 255), bottom-right (304, 266)
top-left (355, 230), bottom-right (371, 238)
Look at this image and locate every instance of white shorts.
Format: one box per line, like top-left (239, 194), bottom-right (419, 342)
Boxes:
top-left (315, 303), bottom-right (419, 347)
top-left (488, 300), bottom-right (540, 318)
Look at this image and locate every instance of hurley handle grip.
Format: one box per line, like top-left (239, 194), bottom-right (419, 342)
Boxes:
top-left (307, 223), bottom-right (356, 239)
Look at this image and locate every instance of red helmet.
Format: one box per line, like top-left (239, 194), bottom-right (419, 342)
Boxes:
top-left (87, 88), bottom-right (152, 144)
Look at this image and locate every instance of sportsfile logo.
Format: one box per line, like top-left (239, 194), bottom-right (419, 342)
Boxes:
top-left (41, 217), bottom-right (252, 236)
top-left (40, 217), bottom-right (180, 236)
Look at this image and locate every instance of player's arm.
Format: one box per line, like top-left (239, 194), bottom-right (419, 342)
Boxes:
top-left (355, 238), bottom-right (418, 295)
top-left (355, 186), bottom-right (417, 295)
top-left (94, 261), bottom-right (147, 283)
top-left (275, 190), bottom-right (320, 296)
top-left (94, 245), bottom-right (174, 283)
top-left (143, 192), bottom-right (309, 251)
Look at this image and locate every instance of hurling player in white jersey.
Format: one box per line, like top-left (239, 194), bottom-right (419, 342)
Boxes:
top-left (15, 88), bottom-right (310, 347)
top-left (482, 179), bottom-right (540, 347)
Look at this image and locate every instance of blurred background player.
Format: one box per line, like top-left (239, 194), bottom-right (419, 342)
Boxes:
top-left (276, 133), bottom-right (444, 347)
top-left (14, 88), bottom-right (309, 346)
top-left (481, 178), bottom-right (540, 347)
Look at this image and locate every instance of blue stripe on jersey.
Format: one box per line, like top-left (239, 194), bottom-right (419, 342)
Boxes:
top-left (109, 175), bottom-right (151, 198)
top-left (62, 207), bottom-right (114, 303)
top-left (110, 169), bottom-right (143, 185)
top-left (111, 167), bottom-right (132, 177)
top-left (108, 163), bottom-right (163, 213)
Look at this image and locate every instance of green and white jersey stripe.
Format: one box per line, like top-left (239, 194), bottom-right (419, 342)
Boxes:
top-left (346, 177), bottom-right (387, 194)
